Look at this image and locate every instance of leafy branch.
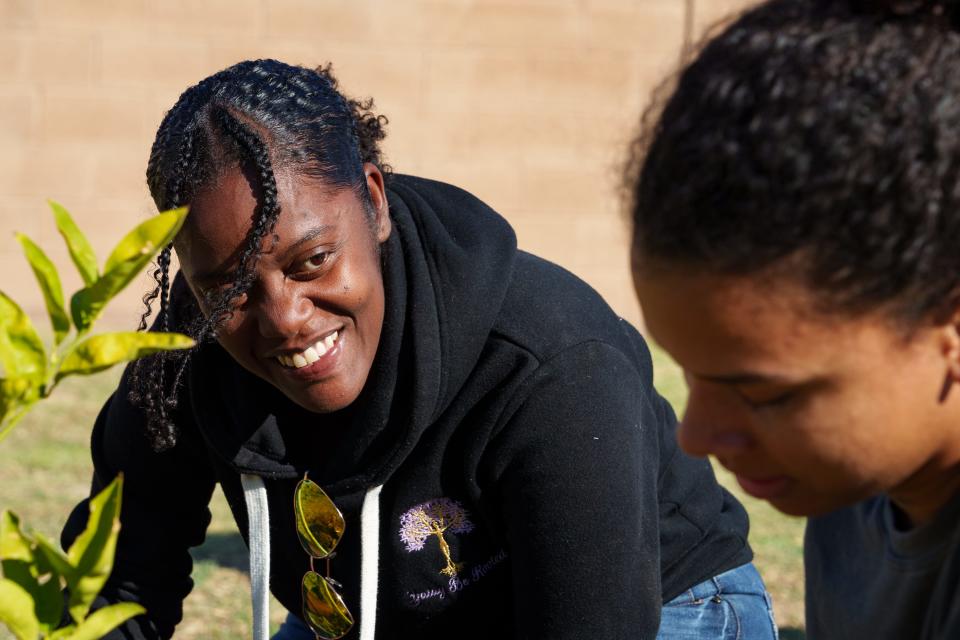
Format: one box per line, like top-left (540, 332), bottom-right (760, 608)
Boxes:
top-left (0, 202), bottom-right (195, 638)
top-left (0, 202), bottom-right (193, 442)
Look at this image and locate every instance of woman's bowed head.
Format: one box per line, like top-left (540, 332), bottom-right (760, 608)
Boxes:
top-left (130, 60), bottom-right (392, 450)
top-left (629, 0), bottom-right (960, 527)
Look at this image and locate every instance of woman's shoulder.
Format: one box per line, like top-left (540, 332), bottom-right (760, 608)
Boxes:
top-left (493, 250), bottom-right (652, 375)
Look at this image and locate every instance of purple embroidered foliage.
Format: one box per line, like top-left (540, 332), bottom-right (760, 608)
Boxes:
top-left (399, 498), bottom-right (474, 576)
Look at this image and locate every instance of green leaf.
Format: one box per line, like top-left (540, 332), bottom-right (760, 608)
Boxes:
top-left (33, 533), bottom-right (76, 585)
top-left (50, 200), bottom-right (99, 287)
top-left (0, 512), bottom-right (64, 634)
top-left (70, 208), bottom-right (188, 332)
top-left (65, 475), bottom-right (124, 623)
top-left (0, 291), bottom-right (46, 381)
top-left (0, 396), bottom-right (37, 445)
top-left (0, 578), bottom-right (40, 640)
top-left (65, 602), bottom-right (145, 640)
top-left (56, 332), bottom-right (195, 381)
top-left (0, 511), bottom-right (33, 561)
top-left (103, 207), bottom-right (187, 273)
top-left (16, 232), bottom-right (70, 344)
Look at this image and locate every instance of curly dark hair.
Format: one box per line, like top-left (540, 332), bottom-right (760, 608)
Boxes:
top-left (131, 59), bottom-right (390, 451)
top-left (629, 0), bottom-right (960, 328)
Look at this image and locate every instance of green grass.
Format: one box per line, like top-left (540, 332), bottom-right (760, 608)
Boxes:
top-left (0, 351), bottom-right (806, 638)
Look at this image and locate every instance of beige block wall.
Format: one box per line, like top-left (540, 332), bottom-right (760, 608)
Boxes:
top-left (0, 0), bottom-right (755, 331)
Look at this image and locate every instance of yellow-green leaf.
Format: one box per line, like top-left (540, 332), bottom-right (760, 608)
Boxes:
top-left (0, 512), bottom-right (64, 633)
top-left (65, 475), bottom-right (124, 623)
top-left (0, 511), bottom-right (33, 562)
top-left (16, 232), bottom-right (70, 344)
top-left (70, 208), bottom-right (188, 332)
top-left (66, 602), bottom-right (145, 640)
top-left (33, 534), bottom-right (75, 585)
top-left (0, 379), bottom-right (38, 444)
top-left (0, 291), bottom-right (46, 381)
top-left (50, 200), bottom-right (98, 287)
top-left (0, 578), bottom-right (40, 640)
top-left (103, 207), bottom-right (187, 274)
top-left (56, 332), bottom-right (195, 381)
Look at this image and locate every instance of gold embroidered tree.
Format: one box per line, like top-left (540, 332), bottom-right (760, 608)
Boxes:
top-left (399, 499), bottom-right (474, 577)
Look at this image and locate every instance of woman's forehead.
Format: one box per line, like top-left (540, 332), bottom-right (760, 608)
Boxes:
top-left (636, 268), bottom-right (884, 376)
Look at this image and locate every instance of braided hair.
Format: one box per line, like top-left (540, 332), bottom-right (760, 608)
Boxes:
top-left (131, 60), bottom-right (389, 451)
top-left (629, 0), bottom-right (960, 330)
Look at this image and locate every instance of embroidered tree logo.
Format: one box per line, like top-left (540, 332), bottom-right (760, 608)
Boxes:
top-left (399, 498), bottom-right (475, 577)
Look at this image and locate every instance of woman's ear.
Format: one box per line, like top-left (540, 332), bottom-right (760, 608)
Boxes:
top-left (940, 313), bottom-right (960, 382)
top-left (364, 162), bottom-right (391, 243)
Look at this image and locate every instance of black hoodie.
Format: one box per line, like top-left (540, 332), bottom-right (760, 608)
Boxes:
top-left (62, 175), bottom-right (751, 639)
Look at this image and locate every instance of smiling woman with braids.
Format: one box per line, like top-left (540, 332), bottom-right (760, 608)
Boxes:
top-left (630, 0), bottom-right (960, 638)
top-left (60, 60), bottom-right (774, 640)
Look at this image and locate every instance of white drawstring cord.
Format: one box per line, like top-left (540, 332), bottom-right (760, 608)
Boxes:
top-left (241, 474), bottom-right (270, 640)
top-left (359, 485), bottom-right (383, 640)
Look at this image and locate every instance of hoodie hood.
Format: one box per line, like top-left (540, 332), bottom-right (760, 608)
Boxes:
top-left (187, 174), bottom-right (517, 490)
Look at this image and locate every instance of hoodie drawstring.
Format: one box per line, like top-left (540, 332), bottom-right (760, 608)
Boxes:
top-left (241, 474), bottom-right (271, 640)
top-left (240, 474), bottom-right (383, 640)
top-left (359, 484), bottom-right (382, 640)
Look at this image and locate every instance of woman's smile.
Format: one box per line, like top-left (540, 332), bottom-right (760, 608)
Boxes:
top-left (271, 328), bottom-right (342, 379)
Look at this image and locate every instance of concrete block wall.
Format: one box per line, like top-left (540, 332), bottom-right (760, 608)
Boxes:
top-left (0, 0), bottom-right (755, 330)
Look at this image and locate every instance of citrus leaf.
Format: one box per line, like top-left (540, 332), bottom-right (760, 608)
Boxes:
top-left (103, 207), bottom-right (187, 274)
top-left (0, 511), bottom-right (32, 562)
top-left (0, 291), bottom-right (46, 382)
top-left (56, 332), bottom-right (194, 381)
top-left (0, 578), bottom-right (40, 640)
top-left (33, 533), bottom-right (76, 585)
top-left (0, 403), bottom-right (35, 446)
top-left (65, 475), bottom-right (124, 623)
top-left (50, 200), bottom-right (98, 287)
top-left (0, 512), bottom-right (64, 634)
top-left (16, 232), bottom-right (70, 344)
top-left (70, 208), bottom-right (187, 332)
top-left (66, 602), bottom-right (145, 640)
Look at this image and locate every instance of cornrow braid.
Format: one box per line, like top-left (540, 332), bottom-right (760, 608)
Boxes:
top-left (132, 59), bottom-right (390, 451)
top-left (205, 107), bottom-right (282, 330)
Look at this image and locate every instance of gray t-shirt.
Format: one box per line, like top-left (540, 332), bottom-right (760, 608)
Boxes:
top-left (805, 493), bottom-right (960, 639)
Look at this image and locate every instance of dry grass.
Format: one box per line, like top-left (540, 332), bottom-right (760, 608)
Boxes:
top-left (0, 349), bottom-right (806, 638)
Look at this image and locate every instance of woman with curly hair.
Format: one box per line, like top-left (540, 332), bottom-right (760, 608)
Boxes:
top-left (60, 60), bottom-right (774, 639)
top-left (631, 1), bottom-right (960, 637)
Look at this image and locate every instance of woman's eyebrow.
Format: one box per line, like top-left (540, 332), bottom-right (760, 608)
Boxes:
top-left (286, 224), bottom-right (333, 253)
top-left (698, 372), bottom-right (794, 385)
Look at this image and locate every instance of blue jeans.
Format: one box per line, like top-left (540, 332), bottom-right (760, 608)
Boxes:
top-left (272, 611), bottom-right (313, 640)
top-left (274, 562), bottom-right (778, 640)
top-left (656, 562), bottom-right (778, 639)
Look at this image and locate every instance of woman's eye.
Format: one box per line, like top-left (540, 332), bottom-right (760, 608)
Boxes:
top-left (301, 252), bottom-right (328, 272)
top-left (738, 389), bottom-right (794, 410)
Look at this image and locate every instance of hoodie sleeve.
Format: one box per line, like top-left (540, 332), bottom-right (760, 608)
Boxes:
top-left (60, 365), bottom-right (217, 639)
top-left (484, 340), bottom-right (663, 639)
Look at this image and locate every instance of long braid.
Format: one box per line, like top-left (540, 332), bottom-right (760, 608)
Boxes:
top-left (206, 107), bottom-right (282, 329)
top-left (133, 128), bottom-right (202, 450)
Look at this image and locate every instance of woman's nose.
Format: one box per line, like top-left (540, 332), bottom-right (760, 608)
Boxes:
top-left (253, 280), bottom-right (313, 339)
top-left (676, 379), bottom-right (751, 458)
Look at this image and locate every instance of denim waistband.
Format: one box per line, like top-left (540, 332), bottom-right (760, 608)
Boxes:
top-left (683, 562), bottom-right (767, 601)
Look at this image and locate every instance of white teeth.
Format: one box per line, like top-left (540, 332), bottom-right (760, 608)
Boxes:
top-left (275, 330), bottom-right (340, 368)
